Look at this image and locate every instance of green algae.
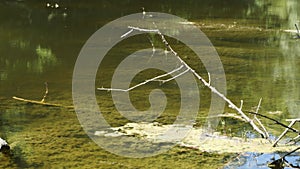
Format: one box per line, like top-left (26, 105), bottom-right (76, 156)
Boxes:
top-left (1, 107), bottom-right (233, 168)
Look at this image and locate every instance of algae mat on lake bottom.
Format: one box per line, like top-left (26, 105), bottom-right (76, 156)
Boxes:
top-left (0, 107), bottom-right (232, 169)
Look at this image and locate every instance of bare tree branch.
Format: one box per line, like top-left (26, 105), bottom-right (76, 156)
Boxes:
top-left (99, 25), bottom-right (269, 138)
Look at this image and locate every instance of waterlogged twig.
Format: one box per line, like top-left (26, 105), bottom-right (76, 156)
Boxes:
top-left (99, 25), bottom-right (268, 138)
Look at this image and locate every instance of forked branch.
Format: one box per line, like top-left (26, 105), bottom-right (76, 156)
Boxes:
top-left (98, 25), bottom-right (269, 138)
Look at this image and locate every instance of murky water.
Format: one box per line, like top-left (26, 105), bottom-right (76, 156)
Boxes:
top-left (0, 0), bottom-right (299, 168)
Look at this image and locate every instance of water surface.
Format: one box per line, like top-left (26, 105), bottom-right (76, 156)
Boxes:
top-left (0, 0), bottom-right (299, 168)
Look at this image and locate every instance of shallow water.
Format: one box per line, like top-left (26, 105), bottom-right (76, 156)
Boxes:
top-left (0, 0), bottom-right (300, 168)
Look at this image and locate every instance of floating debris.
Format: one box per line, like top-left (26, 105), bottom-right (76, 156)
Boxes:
top-left (178, 21), bottom-right (195, 25)
top-left (95, 122), bottom-right (299, 154)
top-left (46, 2), bottom-right (60, 9)
top-left (268, 111), bottom-right (282, 115)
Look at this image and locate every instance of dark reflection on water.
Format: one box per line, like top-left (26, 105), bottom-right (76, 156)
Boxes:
top-left (0, 0), bottom-right (299, 168)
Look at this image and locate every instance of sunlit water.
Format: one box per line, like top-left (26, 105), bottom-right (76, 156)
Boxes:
top-left (0, 0), bottom-right (299, 168)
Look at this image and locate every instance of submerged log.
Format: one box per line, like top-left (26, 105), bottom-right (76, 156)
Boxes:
top-left (0, 138), bottom-right (10, 154)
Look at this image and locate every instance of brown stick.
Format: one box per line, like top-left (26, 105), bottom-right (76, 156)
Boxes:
top-left (13, 82), bottom-right (73, 108)
top-left (12, 96), bottom-right (73, 108)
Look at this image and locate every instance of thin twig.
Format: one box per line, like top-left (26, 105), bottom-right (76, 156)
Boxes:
top-left (240, 100), bottom-right (243, 110)
top-left (98, 65), bottom-right (185, 92)
top-left (208, 72), bottom-right (211, 86)
top-left (147, 36), bottom-right (156, 58)
top-left (127, 26), bottom-right (158, 33)
top-left (154, 68), bottom-right (190, 84)
top-left (41, 82), bottom-right (48, 103)
top-left (121, 28), bottom-right (133, 38)
top-left (253, 98), bottom-right (269, 139)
